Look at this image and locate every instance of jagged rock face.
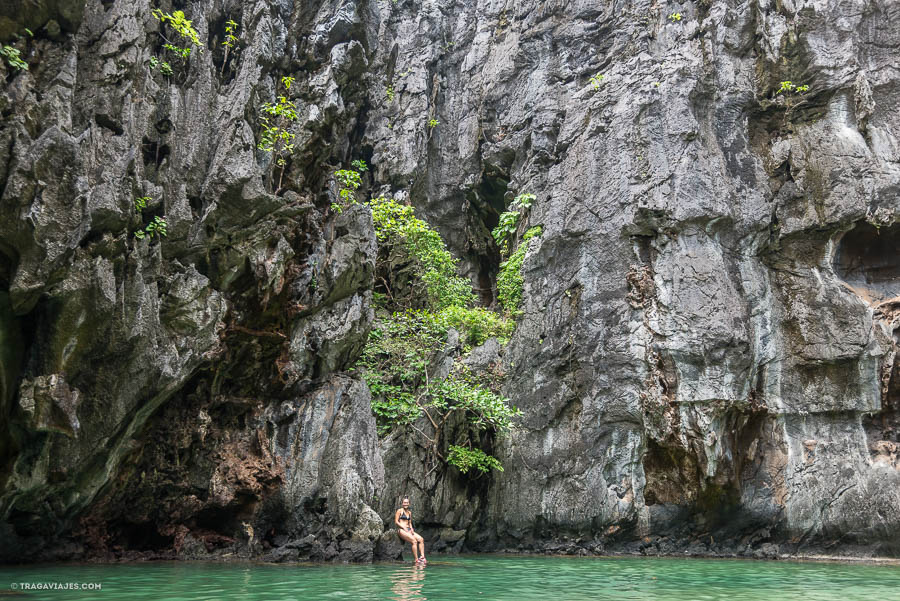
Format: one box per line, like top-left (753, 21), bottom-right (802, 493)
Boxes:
top-left (1, 0), bottom-right (900, 562)
top-left (360, 0), bottom-right (900, 556)
top-left (0, 0), bottom-right (381, 561)
top-left (474, 1), bottom-right (900, 554)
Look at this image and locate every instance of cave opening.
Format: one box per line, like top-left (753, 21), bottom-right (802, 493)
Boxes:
top-left (117, 522), bottom-right (175, 551)
top-left (833, 222), bottom-right (900, 302)
top-left (465, 168), bottom-right (510, 305)
top-left (466, 168), bottom-right (509, 233)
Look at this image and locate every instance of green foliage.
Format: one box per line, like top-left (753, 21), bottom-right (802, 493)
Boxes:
top-left (151, 9), bottom-right (202, 80)
top-left (515, 193), bottom-right (535, 210)
top-left (223, 19), bottom-right (239, 50)
top-left (497, 226), bottom-right (542, 315)
top-left (590, 73), bottom-right (604, 90)
top-left (359, 309), bottom-right (449, 434)
top-left (435, 305), bottom-right (515, 349)
top-left (492, 211), bottom-right (520, 255)
top-left (332, 168), bottom-right (362, 213)
top-left (163, 43), bottom-right (191, 59)
top-left (258, 76), bottom-right (300, 193)
top-left (357, 309), bottom-right (519, 474)
top-left (370, 196), bottom-right (475, 310)
top-left (428, 119), bottom-right (439, 128)
top-left (152, 9), bottom-right (202, 51)
top-left (146, 216), bottom-right (167, 237)
top-left (433, 369), bottom-right (520, 431)
top-left (492, 193), bottom-right (535, 256)
top-left (1, 45), bottom-right (28, 71)
top-left (447, 445), bottom-right (504, 474)
top-left (669, 12), bottom-right (682, 22)
top-left (386, 85), bottom-right (394, 102)
top-left (134, 216), bottom-right (167, 240)
top-left (358, 198), bottom-right (518, 475)
top-left (332, 161), bottom-right (368, 212)
top-left (132, 196), bottom-right (166, 240)
top-left (148, 56), bottom-right (173, 76)
top-left (777, 81), bottom-right (809, 95)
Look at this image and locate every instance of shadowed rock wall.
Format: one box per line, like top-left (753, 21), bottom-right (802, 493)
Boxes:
top-left (2, 0), bottom-right (900, 562)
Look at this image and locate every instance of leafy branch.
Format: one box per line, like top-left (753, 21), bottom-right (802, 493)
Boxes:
top-left (492, 192), bottom-right (535, 257)
top-left (257, 76), bottom-right (299, 194)
top-left (150, 9), bottom-right (203, 78)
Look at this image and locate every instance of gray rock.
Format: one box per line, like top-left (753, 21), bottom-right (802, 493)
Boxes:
top-left (2, 0), bottom-right (900, 563)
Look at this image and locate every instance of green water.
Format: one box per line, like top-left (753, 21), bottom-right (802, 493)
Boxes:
top-left (3, 555), bottom-right (900, 600)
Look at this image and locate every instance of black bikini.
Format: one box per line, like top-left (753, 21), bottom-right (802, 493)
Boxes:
top-left (398, 510), bottom-right (411, 528)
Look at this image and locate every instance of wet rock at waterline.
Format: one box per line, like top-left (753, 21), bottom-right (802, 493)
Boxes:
top-left (2, 0), bottom-right (900, 562)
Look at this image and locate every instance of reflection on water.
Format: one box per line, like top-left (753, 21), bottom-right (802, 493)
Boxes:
top-left (3, 555), bottom-right (900, 600)
top-left (390, 563), bottom-right (427, 601)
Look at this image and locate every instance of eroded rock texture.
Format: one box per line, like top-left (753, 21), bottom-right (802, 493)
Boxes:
top-left (0, 0), bottom-right (381, 561)
top-left (2, 0), bottom-right (900, 562)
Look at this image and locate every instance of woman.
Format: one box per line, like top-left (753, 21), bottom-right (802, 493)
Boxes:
top-left (394, 496), bottom-right (426, 563)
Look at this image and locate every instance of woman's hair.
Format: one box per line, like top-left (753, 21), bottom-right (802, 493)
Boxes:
top-left (401, 495), bottom-right (409, 503)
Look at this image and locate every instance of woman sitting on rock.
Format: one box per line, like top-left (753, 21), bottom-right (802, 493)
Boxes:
top-left (395, 496), bottom-right (427, 564)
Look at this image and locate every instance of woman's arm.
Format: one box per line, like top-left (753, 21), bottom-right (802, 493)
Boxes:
top-left (394, 508), bottom-right (403, 529)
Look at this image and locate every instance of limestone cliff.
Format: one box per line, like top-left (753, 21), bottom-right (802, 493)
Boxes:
top-left (2, 0), bottom-right (899, 562)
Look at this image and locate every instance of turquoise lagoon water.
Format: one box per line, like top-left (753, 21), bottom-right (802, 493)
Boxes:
top-left (3, 555), bottom-right (900, 600)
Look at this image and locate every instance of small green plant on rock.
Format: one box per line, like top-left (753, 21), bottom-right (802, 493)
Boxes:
top-left (428, 118), bottom-right (439, 128)
top-left (777, 81), bottom-right (809, 95)
top-left (223, 19), bottom-right (239, 51)
top-left (152, 9), bottom-right (202, 49)
top-left (219, 19), bottom-right (240, 77)
top-left (332, 168), bottom-right (362, 213)
top-left (150, 9), bottom-right (203, 80)
top-left (590, 73), bottom-right (605, 90)
top-left (669, 12), bottom-right (683, 22)
top-left (386, 85), bottom-right (395, 103)
top-left (351, 159), bottom-right (369, 172)
top-left (258, 76), bottom-right (299, 194)
top-left (134, 216), bottom-right (168, 240)
top-left (148, 56), bottom-right (173, 76)
top-left (497, 226), bottom-right (542, 316)
top-left (492, 192), bottom-right (535, 256)
top-left (132, 196), bottom-right (167, 240)
top-left (1, 44), bottom-right (28, 71)
top-left (163, 43), bottom-right (191, 59)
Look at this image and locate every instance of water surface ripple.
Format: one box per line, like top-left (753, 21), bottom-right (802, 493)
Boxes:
top-left (3, 555), bottom-right (900, 600)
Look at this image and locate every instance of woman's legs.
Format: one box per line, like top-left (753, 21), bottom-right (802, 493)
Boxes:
top-left (414, 533), bottom-right (426, 560)
top-left (398, 529), bottom-right (419, 562)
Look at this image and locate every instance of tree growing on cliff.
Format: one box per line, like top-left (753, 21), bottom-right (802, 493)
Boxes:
top-left (355, 197), bottom-right (519, 475)
top-left (257, 76), bottom-right (299, 194)
top-left (150, 9), bottom-right (203, 79)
